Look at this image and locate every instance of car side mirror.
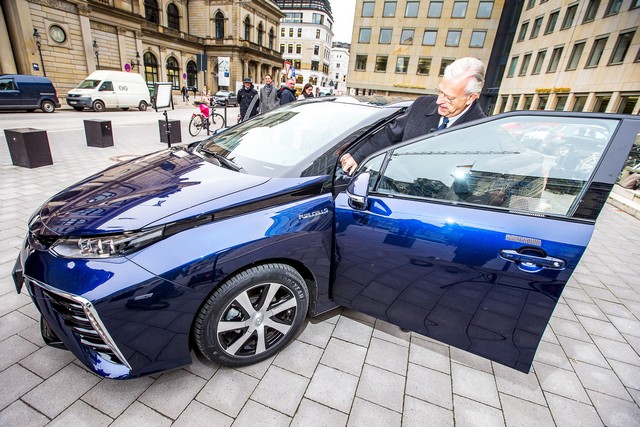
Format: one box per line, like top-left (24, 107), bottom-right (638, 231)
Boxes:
top-left (346, 172), bottom-right (370, 210)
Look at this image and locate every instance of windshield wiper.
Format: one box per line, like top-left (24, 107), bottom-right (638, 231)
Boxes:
top-left (199, 147), bottom-right (245, 173)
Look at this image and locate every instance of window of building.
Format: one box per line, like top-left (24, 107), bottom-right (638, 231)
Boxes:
top-left (632, 0), bottom-right (640, 9)
top-left (417, 57), bottom-right (432, 74)
top-left (284, 12), bottom-right (303, 23)
top-left (477, 1), bottom-right (494, 18)
top-left (359, 28), bottom-right (372, 43)
top-left (446, 30), bottom-right (462, 47)
top-left (257, 23), bottom-right (264, 45)
top-left (383, 1), bottom-right (397, 17)
top-left (605, 0), bottom-right (623, 15)
top-left (281, 27), bottom-right (285, 37)
top-left (362, 1), bottom-right (375, 16)
top-left (519, 53), bottom-right (532, 75)
top-left (518, 22), bottom-right (529, 42)
top-left (532, 50), bottom-right (547, 74)
top-left (288, 44), bottom-right (294, 53)
top-left (166, 56), bottom-right (180, 89)
top-left (561, 4), bottom-right (578, 29)
top-left (555, 95), bottom-right (568, 111)
top-left (452, 1), bottom-right (468, 17)
top-left (428, 1), bottom-right (443, 17)
top-left (280, 44), bottom-right (285, 53)
top-left (244, 16), bottom-right (251, 40)
top-left (316, 29), bottom-right (321, 38)
top-left (572, 95), bottom-right (587, 111)
top-left (380, 28), bottom-right (393, 43)
top-left (313, 45), bottom-right (319, 55)
top-left (526, 0), bottom-right (536, 9)
top-left (530, 17), bottom-right (543, 38)
top-left (294, 60), bottom-right (301, 69)
top-left (396, 56), bottom-right (410, 73)
top-left (308, 60), bottom-right (317, 71)
top-left (355, 55), bottom-right (367, 71)
top-left (312, 13), bottom-right (324, 25)
top-left (375, 56), bottom-right (388, 72)
top-left (269, 28), bottom-right (274, 49)
top-left (507, 56), bottom-right (519, 77)
top-left (167, 3), bottom-right (180, 30)
top-left (470, 30), bottom-right (486, 47)
top-left (186, 60), bottom-right (196, 87)
top-left (586, 36), bottom-right (608, 67)
top-left (422, 30), bottom-right (437, 45)
top-left (439, 58), bottom-right (454, 76)
top-left (594, 94), bottom-right (611, 112)
top-left (547, 46), bottom-right (564, 72)
top-left (143, 51), bottom-right (158, 85)
top-left (618, 95), bottom-right (639, 114)
top-left (144, 0), bottom-right (159, 24)
top-left (215, 12), bottom-right (225, 39)
top-left (566, 41), bottom-right (586, 70)
top-left (545, 11), bottom-right (559, 34)
top-left (296, 44), bottom-right (302, 54)
top-left (609, 30), bottom-right (635, 64)
top-left (405, 1), bottom-right (419, 17)
top-left (289, 28), bottom-right (294, 37)
top-left (523, 96), bottom-right (533, 110)
top-left (298, 28), bottom-right (302, 37)
top-left (401, 29), bottom-right (415, 44)
top-left (538, 95), bottom-right (549, 110)
top-left (583, 0), bottom-right (601, 22)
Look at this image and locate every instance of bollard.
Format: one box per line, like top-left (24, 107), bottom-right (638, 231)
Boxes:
top-left (84, 119), bottom-right (114, 147)
top-left (4, 128), bottom-right (53, 168)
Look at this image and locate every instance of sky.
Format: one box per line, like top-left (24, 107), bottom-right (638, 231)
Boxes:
top-left (330, 0), bottom-right (357, 43)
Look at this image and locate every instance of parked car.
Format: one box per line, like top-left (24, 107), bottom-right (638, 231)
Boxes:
top-left (212, 90), bottom-right (238, 106)
top-left (0, 74), bottom-right (60, 113)
top-left (12, 99), bottom-right (640, 379)
top-left (66, 70), bottom-right (151, 112)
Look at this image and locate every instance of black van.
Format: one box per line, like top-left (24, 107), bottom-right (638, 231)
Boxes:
top-left (0, 74), bottom-right (61, 113)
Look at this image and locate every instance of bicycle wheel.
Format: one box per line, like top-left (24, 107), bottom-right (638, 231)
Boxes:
top-left (209, 113), bottom-right (226, 131)
top-left (189, 114), bottom-right (204, 136)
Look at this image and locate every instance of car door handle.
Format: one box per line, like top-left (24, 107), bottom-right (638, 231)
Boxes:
top-left (500, 249), bottom-right (566, 270)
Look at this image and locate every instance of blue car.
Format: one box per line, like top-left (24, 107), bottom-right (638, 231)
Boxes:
top-left (12, 98), bottom-right (640, 378)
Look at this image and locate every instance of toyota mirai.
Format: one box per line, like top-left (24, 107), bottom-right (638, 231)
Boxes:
top-left (12, 97), bottom-right (640, 378)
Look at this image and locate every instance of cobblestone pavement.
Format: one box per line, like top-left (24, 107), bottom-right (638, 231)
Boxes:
top-left (1, 108), bottom-right (639, 426)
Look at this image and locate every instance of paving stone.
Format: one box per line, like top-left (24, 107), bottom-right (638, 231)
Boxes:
top-left (500, 392), bottom-right (554, 427)
top-left (408, 335), bottom-right (450, 374)
top-left (0, 291), bottom-right (31, 317)
top-left (274, 339), bottom-right (324, 378)
top-left (251, 365), bottom-right (309, 416)
top-left (586, 389), bottom-right (640, 427)
top-left (235, 355), bottom-right (274, 379)
top-left (451, 362), bottom-right (500, 409)
top-left (364, 337), bottom-right (408, 376)
top-left (452, 395), bottom-right (505, 427)
top-left (608, 359), bottom-right (640, 391)
top-left (540, 324), bottom-right (560, 345)
top-left (402, 395), bottom-right (453, 427)
top-left (0, 333), bottom-right (38, 371)
top-left (297, 317), bottom-right (336, 348)
top-left (372, 319), bottom-right (411, 347)
top-left (81, 376), bottom-right (155, 418)
top-left (172, 401), bottom-right (233, 427)
top-left (591, 335), bottom-right (640, 366)
top-left (533, 362), bottom-right (590, 404)
top-left (406, 363), bottom-right (452, 410)
top-left (290, 398), bottom-right (348, 427)
top-left (549, 317), bottom-right (592, 342)
top-left (0, 310), bottom-right (36, 341)
top-left (560, 286), bottom-right (593, 303)
top-left (19, 345), bottom-right (76, 379)
top-left (332, 315), bottom-right (374, 348)
top-left (593, 299), bottom-right (636, 319)
top-left (183, 352), bottom-right (219, 380)
top-left (0, 400), bottom-right (49, 427)
top-left (196, 368), bottom-right (258, 417)
top-left (493, 363), bottom-right (545, 406)
top-left (320, 337), bottom-right (367, 376)
top-left (564, 298), bottom-right (607, 320)
top-left (355, 364), bottom-right (405, 412)
top-left (305, 364), bottom-right (358, 413)
top-left (545, 392), bottom-right (604, 427)
top-left (608, 316), bottom-right (640, 337)
top-left (556, 335), bottom-right (608, 368)
top-left (577, 315), bottom-right (626, 341)
top-left (138, 370), bottom-right (206, 419)
top-left (552, 302), bottom-right (579, 322)
top-left (582, 285), bottom-right (620, 303)
top-left (48, 400), bottom-right (112, 427)
top-left (110, 401), bottom-right (172, 427)
top-left (233, 399), bottom-right (291, 427)
top-left (0, 363), bottom-right (42, 411)
top-left (346, 397), bottom-right (401, 427)
top-left (533, 340), bottom-right (572, 370)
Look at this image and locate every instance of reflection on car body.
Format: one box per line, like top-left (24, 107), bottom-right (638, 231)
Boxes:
top-left (12, 98), bottom-right (640, 378)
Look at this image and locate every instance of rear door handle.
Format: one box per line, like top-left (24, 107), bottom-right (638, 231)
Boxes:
top-left (500, 249), bottom-right (566, 271)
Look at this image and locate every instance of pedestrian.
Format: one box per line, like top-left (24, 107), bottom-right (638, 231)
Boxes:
top-left (181, 85), bottom-right (189, 103)
top-left (237, 77), bottom-right (258, 122)
top-left (279, 78), bottom-right (297, 105)
top-left (340, 57), bottom-right (486, 175)
top-left (258, 74), bottom-right (278, 114)
top-left (297, 83), bottom-right (314, 100)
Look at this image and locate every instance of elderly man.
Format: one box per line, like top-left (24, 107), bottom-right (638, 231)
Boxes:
top-left (237, 77), bottom-right (258, 122)
top-left (340, 57), bottom-right (486, 175)
top-left (279, 78), bottom-right (297, 105)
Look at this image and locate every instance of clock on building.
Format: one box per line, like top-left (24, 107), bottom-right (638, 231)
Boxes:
top-left (49, 25), bottom-right (66, 43)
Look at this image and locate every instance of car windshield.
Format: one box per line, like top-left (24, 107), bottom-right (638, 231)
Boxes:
top-left (215, 91), bottom-right (229, 97)
top-left (197, 100), bottom-right (382, 177)
top-left (77, 79), bottom-right (101, 89)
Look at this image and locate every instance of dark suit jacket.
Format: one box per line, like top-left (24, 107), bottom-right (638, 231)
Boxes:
top-left (352, 95), bottom-right (486, 162)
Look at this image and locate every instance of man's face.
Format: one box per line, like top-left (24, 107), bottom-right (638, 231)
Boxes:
top-left (244, 82), bottom-right (251, 89)
top-left (264, 76), bottom-right (272, 84)
top-left (286, 81), bottom-right (295, 89)
top-left (436, 77), bottom-right (478, 118)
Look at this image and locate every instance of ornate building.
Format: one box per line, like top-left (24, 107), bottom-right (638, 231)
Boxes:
top-left (0, 0), bottom-right (284, 99)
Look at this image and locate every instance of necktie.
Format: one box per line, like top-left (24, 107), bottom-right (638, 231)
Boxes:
top-left (437, 117), bottom-right (449, 130)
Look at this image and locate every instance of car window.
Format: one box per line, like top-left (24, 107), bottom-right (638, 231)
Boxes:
top-left (77, 79), bottom-right (101, 89)
top-left (0, 78), bottom-right (16, 91)
top-left (99, 81), bottom-right (113, 91)
top-left (372, 116), bottom-right (617, 216)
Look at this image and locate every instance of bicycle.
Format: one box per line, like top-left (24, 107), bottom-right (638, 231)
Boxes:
top-left (189, 101), bottom-right (225, 136)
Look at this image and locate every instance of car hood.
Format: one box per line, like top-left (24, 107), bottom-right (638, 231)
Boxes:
top-left (33, 148), bottom-right (276, 236)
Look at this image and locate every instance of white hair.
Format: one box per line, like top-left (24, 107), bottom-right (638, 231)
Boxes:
top-left (444, 57), bottom-right (485, 95)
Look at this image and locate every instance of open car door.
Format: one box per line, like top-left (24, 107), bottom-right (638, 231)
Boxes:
top-left (332, 111), bottom-right (640, 373)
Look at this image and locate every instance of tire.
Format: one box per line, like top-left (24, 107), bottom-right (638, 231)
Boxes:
top-left (189, 114), bottom-right (204, 136)
top-left (121, 107), bottom-right (129, 111)
top-left (193, 263), bottom-right (309, 367)
top-left (138, 101), bottom-right (148, 111)
top-left (73, 107), bottom-right (84, 111)
top-left (92, 100), bottom-right (105, 112)
top-left (41, 100), bottom-right (55, 113)
top-left (209, 113), bottom-right (226, 131)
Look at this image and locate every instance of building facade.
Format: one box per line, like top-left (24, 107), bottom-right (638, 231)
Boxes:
top-left (0, 0), bottom-right (284, 99)
top-left (274, 0), bottom-right (333, 89)
top-left (495, 0), bottom-right (640, 114)
top-left (329, 42), bottom-right (350, 95)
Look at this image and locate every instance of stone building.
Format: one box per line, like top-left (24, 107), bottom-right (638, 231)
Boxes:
top-left (0, 0), bottom-right (284, 101)
top-left (329, 41), bottom-right (349, 95)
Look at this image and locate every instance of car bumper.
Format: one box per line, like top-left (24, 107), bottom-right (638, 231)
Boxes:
top-left (66, 97), bottom-right (92, 108)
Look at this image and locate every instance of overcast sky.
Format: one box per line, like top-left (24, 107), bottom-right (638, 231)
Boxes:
top-left (331, 0), bottom-right (356, 43)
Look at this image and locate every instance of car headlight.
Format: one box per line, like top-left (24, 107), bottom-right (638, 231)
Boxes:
top-left (51, 227), bottom-right (165, 258)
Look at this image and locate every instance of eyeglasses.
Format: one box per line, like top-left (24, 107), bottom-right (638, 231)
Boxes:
top-left (435, 88), bottom-right (463, 104)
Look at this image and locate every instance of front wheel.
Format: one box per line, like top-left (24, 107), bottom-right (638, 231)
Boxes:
top-left (189, 114), bottom-right (204, 136)
top-left (92, 100), bottom-right (105, 112)
top-left (193, 264), bottom-right (309, 367)
top-left (41, 100), bottom-right (56, 113)
top-left (209, 113), bottom-right (226, 131)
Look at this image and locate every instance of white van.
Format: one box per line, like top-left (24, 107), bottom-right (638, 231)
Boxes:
top-left (67, 71), bottom-right (151, 112)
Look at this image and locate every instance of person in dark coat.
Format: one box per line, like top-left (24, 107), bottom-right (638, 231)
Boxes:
top-left (279, 78), bottom-right (297, 105)
top-left (237, 77), bottom-right (258, 122)
top-left (340, 57), bottom-right (487, 175)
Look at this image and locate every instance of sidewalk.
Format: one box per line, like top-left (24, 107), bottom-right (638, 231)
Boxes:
top-left (0, 120), bottom-right (639, 426)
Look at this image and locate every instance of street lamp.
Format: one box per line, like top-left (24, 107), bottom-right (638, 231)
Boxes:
top-left (93, 40), bottom-right (100, 69)
top-left (33, 28), bottom-right (46, 76)
top-left (130, 51), bottom-right (141, 70)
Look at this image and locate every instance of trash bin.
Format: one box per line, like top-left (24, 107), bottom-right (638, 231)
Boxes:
top-left (158, 119), bottom-right (182, 144)
top-left (4, 128), bottom-right (53, 168)
top-left (84, 119), bottom-right (114, 147)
